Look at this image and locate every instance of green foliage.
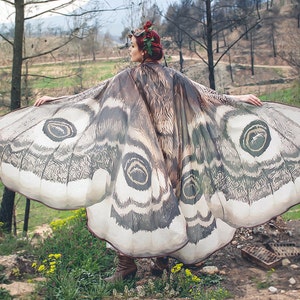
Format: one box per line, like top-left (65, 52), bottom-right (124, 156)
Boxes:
top-left (0, 265), bottom-right (10, 284)
top-left (32, 209), bottom-right (117, 299)
top-left (110, 263), bottom-right (231, 299)
top-left (0, 232), bottom-right (32, 256)
top-left (260, 81), bottom-right (300, 106)
top-left (253, 268), bottom-right (275, 290)
top-left (29, 60), bottom-right (119, 92)
top-left (0, 287), bottom-right (12, 300)
top-left (30, 210), bottom-right (231, 299)
top-left (282, 204), bottom-right (300, 221)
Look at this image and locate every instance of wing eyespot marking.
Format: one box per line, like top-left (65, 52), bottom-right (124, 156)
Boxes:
top-left (240, 120), bottom-right (271, 157)
top-left (181, 170), bottom-right (202, 204)
top-left (43, 118), bottom-right (77, 142)
top-left (122, 152), bottom-right (151, 191)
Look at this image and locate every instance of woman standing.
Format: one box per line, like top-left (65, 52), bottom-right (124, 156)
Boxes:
top-left (0, 21), bottom-right (299, 282)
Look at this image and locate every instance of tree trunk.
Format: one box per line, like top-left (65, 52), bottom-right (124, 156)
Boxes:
top-left (271, 25), bottom-right (276, 57)
top-left (250, 31), bottom-right (255, 76)
top-left (11, 0), bottom-right (25, 110)
top-left (206, 0), bottom-right (215, 89)
top-left (0, 189), bottom-right (16, 232)
top-left (23, 198), bottom-right (31, 236)
top-left (228, 50), bottom-right (234, 83)
top-left (179, 48), bottom-right (184, 73)
top-left (0, 0), bottom-right (25, 233)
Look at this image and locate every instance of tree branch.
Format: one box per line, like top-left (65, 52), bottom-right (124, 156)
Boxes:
top-left (163, 14), bottom-right (208, 50)
top-left (24, 73), bottom-right (74, 80)
top-left (23, 34), bottom-right (77, 60)
top-left (0, 33), bottom-right (13, 46)
top-left (24, 2), bottom-right (129, 20)
top-left (214, 20), bottom-right (262, 67)
top-left (2, 0), bottom-right (14, 5)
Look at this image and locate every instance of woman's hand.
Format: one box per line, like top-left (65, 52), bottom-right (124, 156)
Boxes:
top-left (233, 94), bottom-right (263, 106)
top-left (34, 96), bottom-right (56, 106)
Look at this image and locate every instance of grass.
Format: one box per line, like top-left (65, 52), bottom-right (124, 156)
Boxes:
top-left (0, 210), bottom-right (232, 299)
top-left (7, 210), bottom-right (231, 300)
top-left (0, 182), bottom-right (74, 234)
top-left (0, 58), bottom-right (127, 107)
top-left (282, 204), bottom-right (300, 221)
top-left (260, 80), bottom-right (300, 106)
top-left (30, 59), bottom-right (121, 90)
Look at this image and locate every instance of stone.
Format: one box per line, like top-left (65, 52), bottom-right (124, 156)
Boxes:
top-left (268, 286), bottom-right (278, 293)
top-left (289, 277), bottom-right (296, 285)
top-left (282, 258), bottom-right (291, 266)
top-left (201, 266), bottom-right (219, 275)
top-left (0, 281), bottom-right (35, 297)
top-left (290, 264), bottom-right (299, 269)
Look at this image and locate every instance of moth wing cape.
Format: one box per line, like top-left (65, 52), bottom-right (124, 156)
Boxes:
top-left (0, 64), bottom-right (299, 263)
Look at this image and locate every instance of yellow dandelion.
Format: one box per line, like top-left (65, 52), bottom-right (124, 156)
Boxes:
top-left (192, 275), bottom-right (201, 283)
top-left (171, 263), bottom-right (183, 273)
top-left (38, 265), bottom-right (46, 272)
top-left (185, 268), bottom-right (192, 277)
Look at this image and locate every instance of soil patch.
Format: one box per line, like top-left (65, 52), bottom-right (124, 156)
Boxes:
top-left (134, 217), bottom-right (300, 299)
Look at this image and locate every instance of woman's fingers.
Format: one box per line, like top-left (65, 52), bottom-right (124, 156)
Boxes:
top-left (34, 96), bottom-right (54, 106)
top-left (240, 94), bottom-right (263, 106)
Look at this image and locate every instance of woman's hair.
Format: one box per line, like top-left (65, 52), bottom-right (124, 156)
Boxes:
top-left (130, 21), bottom-right (163, 61)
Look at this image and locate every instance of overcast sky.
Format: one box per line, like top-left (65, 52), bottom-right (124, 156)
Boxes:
top-left (0, 0), bottom-right (177, 36)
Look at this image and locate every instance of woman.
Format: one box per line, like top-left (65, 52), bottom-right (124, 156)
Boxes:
top-left (34, 21), bottom-right (262, 281)
top-left (0, 21), bottom-right (299, 282)
top-left (103, 22), bottom-right (264, 282)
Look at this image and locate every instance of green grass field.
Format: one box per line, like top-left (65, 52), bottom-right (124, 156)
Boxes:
top-left (30, 59), bottom-right (122, 90)
top-left (260, 80), bottom-right (300, 106)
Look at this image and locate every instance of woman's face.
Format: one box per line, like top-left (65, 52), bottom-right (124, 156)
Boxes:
top-left (129, 36), bottom-right (144, 62)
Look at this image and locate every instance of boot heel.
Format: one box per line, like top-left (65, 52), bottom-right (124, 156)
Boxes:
top-left (105, 254), bottom-right (137, 282)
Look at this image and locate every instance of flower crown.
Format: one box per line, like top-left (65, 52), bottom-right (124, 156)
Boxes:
top-left (131, 21), bottom-right (161, 56)
top-left (142, 21), bottom-right (155, 55)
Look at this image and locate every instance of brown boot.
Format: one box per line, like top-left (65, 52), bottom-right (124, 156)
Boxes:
top-left (150, 257), bottom-right (169, 276)
top-left (105, 254), bottom-right (137, 282)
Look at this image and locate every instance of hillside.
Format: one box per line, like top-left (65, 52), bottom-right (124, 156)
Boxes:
top-left (0, 0), bottom-right (299, 106)
top-left (168, 0), bottom-right (299, 96)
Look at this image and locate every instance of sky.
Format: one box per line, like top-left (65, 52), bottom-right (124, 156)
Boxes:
top-left (0, 0), bottom-right (177, 37)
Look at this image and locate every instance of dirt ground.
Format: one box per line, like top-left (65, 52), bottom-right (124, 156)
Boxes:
top-left (135, 217), bottom-right (300, 300)
top-left (1, 218), bottom-right (299, 299)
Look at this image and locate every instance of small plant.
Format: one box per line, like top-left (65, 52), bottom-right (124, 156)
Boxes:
top-left (110, 263), bottom-right (231, 299)
top-left (254, 268), bottom-right (276, 290)
top-left (11, 267), bottom-right (22, 279)
top-left (0, 221), bottom-right (4, 236)
top-left (32, 209), bottom-right (115, 299)
top-left (32, 253), bottom-right (62, 276)
top-left (0, 265), bottom-right (10, 284)
top-left (0, 287), bottom-right (12, 300)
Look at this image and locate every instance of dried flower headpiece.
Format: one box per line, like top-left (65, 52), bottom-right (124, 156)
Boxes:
top-left (143, 21), bottom-right (155, 55)
top-left (130, 21), bottom-right (161, 56)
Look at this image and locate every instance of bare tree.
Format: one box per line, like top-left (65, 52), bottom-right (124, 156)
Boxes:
top-left (293, 0), bottom-right (300, 28)
top-left (164, 0), bottom-right (196, 72)
top-left (0, 0), bottom-right (126, 233)
top-left (164, 0), bottom-right (261, 89)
